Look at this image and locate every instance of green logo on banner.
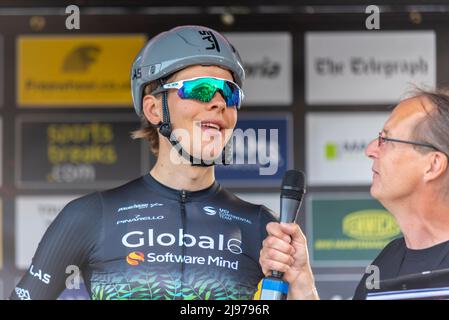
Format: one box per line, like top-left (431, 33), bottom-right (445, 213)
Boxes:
top-left (309, 196), bottom-right (401, 266)
top-left (325, 143), bottom-right (338, 160)
top-left (342, 210), bottom-right (400, 241)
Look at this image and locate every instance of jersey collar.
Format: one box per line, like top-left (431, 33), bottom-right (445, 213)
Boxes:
top-left (142, 173), bottom-right (221, 201)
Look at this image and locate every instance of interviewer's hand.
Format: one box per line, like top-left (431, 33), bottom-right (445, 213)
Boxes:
top-left (259, 222), bottom-right (319, 300)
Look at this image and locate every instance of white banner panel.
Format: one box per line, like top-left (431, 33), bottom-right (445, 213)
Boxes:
top-left (314, 274), bottom-right (362, 300)
top-left (0, 118), bottom-right (2, 187)
top-left (0, 198), bottom-right (2, 270)
top-left (306, 31), bottom-right (436, 105)
top-left (306, 112), bottom-right (389, 186)
top-left (15, 195), bottom-right (79, 269)
top-left (235, 192), bottom-right (279, 219)
top-left (0, 36), bottom-right (3, 108)
top-left (225, 32), bottom-right (292, 106)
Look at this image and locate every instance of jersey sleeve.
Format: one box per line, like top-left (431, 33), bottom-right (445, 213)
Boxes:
top-left (10, 192), bottom-right (102, 300)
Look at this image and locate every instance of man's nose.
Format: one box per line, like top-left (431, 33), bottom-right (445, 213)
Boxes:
top-left (365, 138), bottom-right (379, 159)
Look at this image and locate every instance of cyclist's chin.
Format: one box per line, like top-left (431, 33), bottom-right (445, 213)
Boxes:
top-left (191, 142), bottom-right (224, 161)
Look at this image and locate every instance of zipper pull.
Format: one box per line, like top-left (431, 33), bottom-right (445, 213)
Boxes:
top-left (181, 190), bottom-right (187, 203)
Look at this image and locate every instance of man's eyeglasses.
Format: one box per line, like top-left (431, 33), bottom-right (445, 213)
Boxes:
top-left (377, 132), bottom-right (439, 151)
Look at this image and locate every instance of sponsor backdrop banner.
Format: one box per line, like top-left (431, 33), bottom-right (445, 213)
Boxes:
top-left (15, 196), bottom-right (79, 269)
top-left (306, 31), bottom-right (436, 105)
top-left (225, 33), bottom-right (292, 106)
top-left (306, 193), bottom-right (401, 267)
top-left (306, 112), bottom-right (389, 186)
top-left (17, 35), bottom-right (146, 106)
top-left (216, 113), bottom-right (293, 188)
top-left (0, 35), bottom-right (3, 108)
top-left (314, 274), bottom-right (361, 300)
top-left (0, 117), bottom-right (2, 187)
top-left (0, 199), bottom-right (2, 271)
top-left (15, 114), bottom-right (148, 189)
top-left (235, 193), bottom-right (280, 219)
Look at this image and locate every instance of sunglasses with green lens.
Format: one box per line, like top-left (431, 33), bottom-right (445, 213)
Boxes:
top-left (152, 77), bottom-right (244, 110)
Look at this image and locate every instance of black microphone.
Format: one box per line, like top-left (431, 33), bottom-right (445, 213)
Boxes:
top-left (272, 170), bottom-right (306, 278)
top-left (259, 170), bottom-right (306, 300)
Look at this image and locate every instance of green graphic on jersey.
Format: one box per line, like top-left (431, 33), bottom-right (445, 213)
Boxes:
top-left (91, 269), bottom-right (255, 300)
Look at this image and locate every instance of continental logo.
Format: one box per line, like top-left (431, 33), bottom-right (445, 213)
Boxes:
top-left (126, 251), bottom-right (145, 266)
top-left (62, 45), bottom-right (101, 73)
top-left (342, 210), bottom-right (400, 241)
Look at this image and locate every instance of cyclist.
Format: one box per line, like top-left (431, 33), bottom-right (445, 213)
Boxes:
top-left (11, 25), bottom-right (276, 300)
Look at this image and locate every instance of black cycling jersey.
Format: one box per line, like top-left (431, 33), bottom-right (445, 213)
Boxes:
top-left (10, 174), bottom-right (277, 300)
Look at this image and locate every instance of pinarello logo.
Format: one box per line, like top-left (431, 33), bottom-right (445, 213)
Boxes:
top-left (126, 251), bottom-right (145, 266)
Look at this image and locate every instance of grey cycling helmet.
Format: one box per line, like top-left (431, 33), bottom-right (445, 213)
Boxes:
top-left (131, 25), bottom-right (245, 116)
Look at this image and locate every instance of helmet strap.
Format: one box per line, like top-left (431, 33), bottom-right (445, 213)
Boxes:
top-left (158, 82), bottom-right (172, 138)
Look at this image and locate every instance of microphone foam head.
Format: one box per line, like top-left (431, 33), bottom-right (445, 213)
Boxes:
top-left (281, 170), bottom-right (306, 199)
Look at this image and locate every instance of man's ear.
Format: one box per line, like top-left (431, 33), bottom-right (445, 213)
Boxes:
top-left (142, 95), bottom-right (162, 126)
top-left (424, 152), bottom-right (448, 182)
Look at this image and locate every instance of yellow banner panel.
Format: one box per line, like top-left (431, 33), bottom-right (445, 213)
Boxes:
top-left (17, 35), bottom-right (147, 106)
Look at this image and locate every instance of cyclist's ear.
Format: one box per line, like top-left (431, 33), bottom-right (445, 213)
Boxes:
top-left (142, 94), bottom-right (162, 126)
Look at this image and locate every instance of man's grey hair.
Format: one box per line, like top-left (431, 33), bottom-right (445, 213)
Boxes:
top-left (410, 87), bottom-right (449, 194)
